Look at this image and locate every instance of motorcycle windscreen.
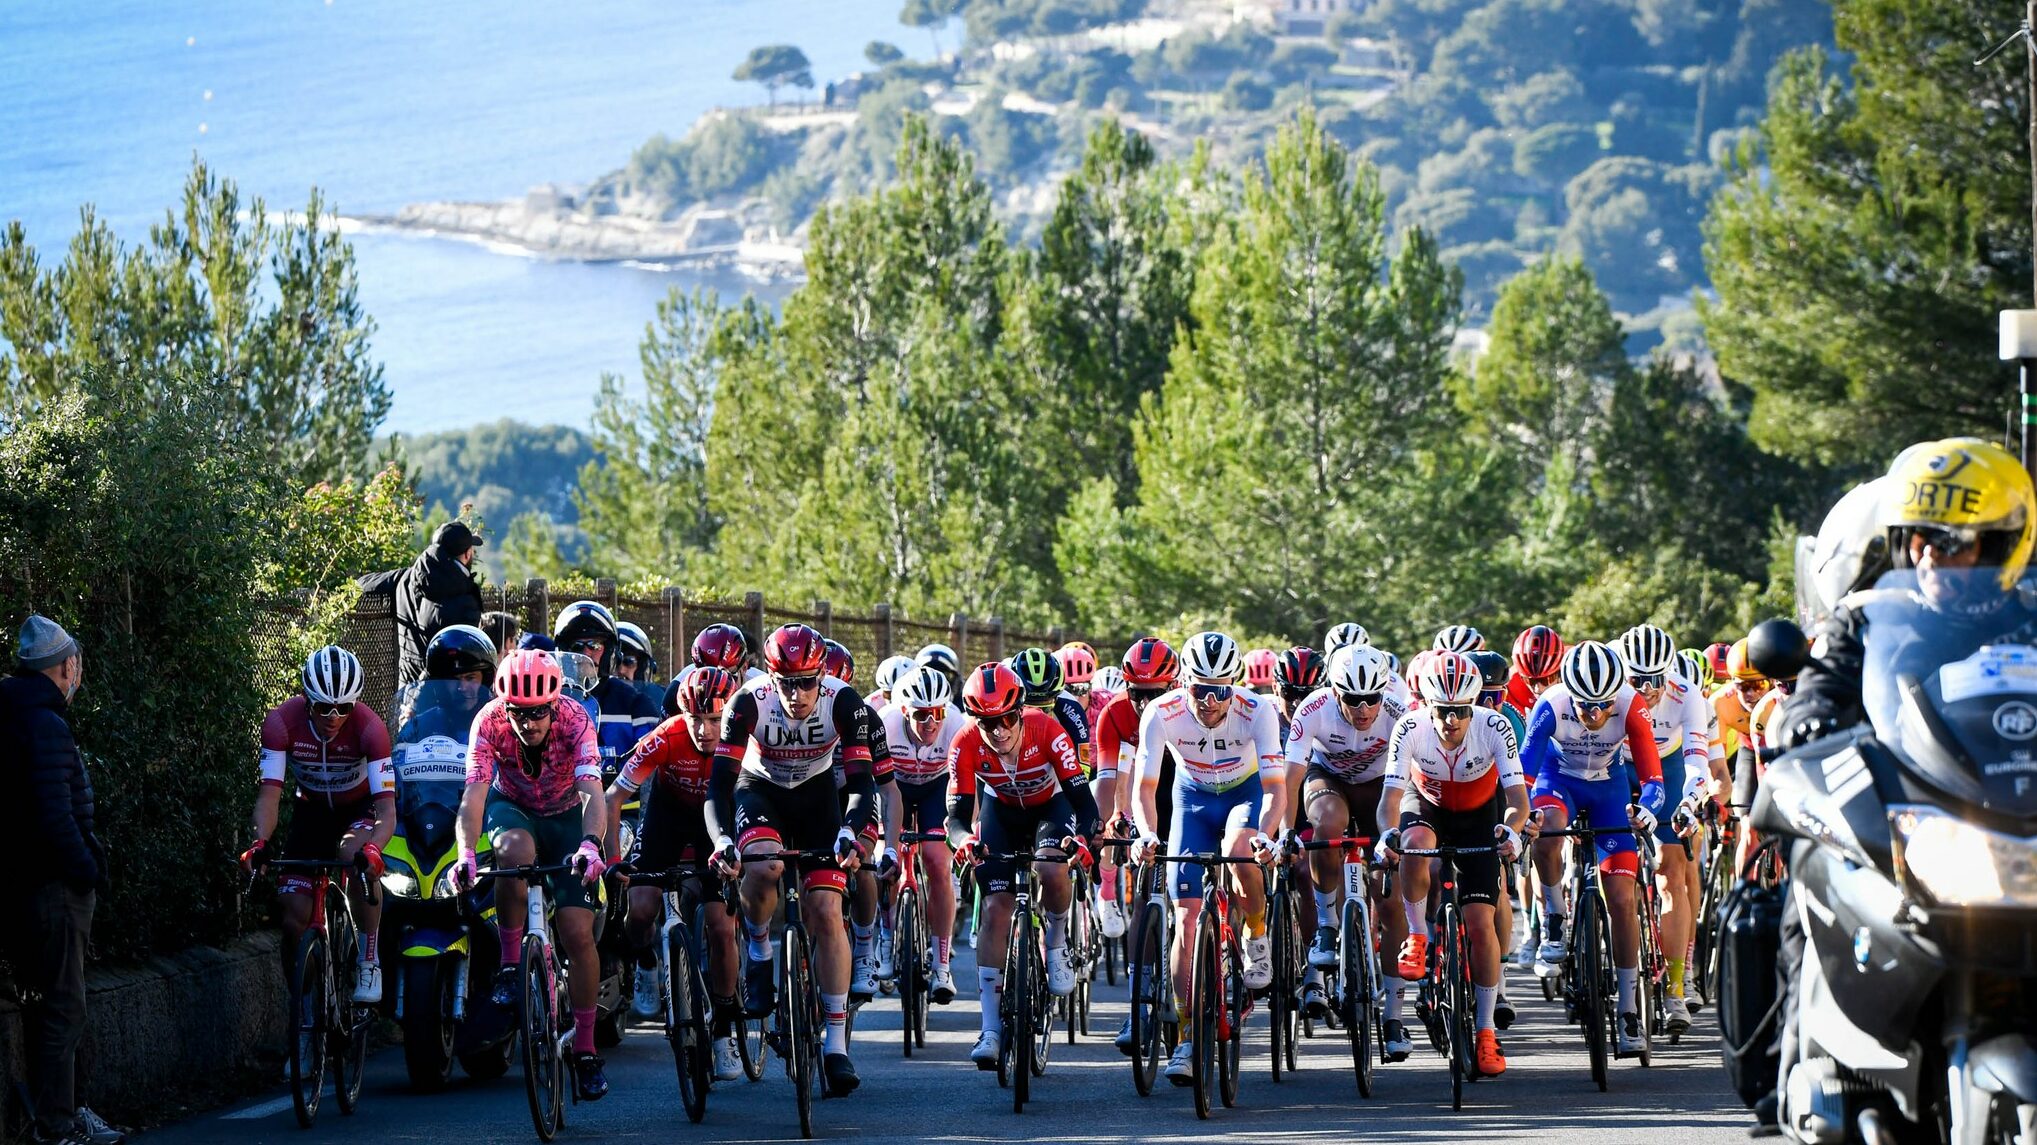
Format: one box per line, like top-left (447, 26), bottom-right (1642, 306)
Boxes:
top-left (391, 679), bottom-right (488, 823)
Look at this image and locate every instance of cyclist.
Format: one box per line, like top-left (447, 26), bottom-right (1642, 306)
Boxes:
top-left (1522, 640), bottom-right (1666, 1057)
top-left (869, 654), bottom-right (915, 708)
top-left (1095, 638), bottom-right (1180, 963)
top-left (1323, 622), bottom-right (1368, 656)
top-left (1274, 646), bottom-right (1326, 724)
top-left (552, 601), bottom-right (661, 778)
top-left (878, 667), bottom-right (964, 1002)
top-left (1129, 631), bottom-right (1284, 1084)
top-left (452, 649), bottom-right (611, 1100)
top-left (1506, 626), bottom-right (1563, 715)
top-left (1433, 624), bottom-right (1485, 654)
top-left (1378, 651), bottom-right (1528, 1078)
top-left (691, 623), bottom-right (760, 683)
top-left (704, 623), bottom-right (876, 1097)
top-left (1055, 641), bottom-right (1116, 736)
top-left (1704, 641), bottom-right (1733, 685)
top-left (241, 646), bottom-right (395, 1004)
top-left (609, 666), bottom-right (744, 1080)
top-left (1007, 646), bottom-right (1091, 774)
top-left (1711, 638), bottom-right (1764, 816)
top-left (1095, 664), bottom-right (1126, 698)
top-left (1468, 647), bottom-right (1523, 1025)
top-left (1244, 648), bottom-right (1279, 697)
top-left (915, 642), bottom-right (962, 695)
top-left (822, 640), bottom-right (898, 1001)
top-left (1287, 645), bottom-right (1414, 1054)
top-left (946, 662), bottom-right (1100, 1068)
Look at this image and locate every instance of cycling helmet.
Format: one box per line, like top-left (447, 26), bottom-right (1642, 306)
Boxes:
top-left (1276, 647), bottom-right (1326, 691)
top-left (961, 662), bottom-right (1025, 719)
top-left (822, 638), bottom-right (855, 684)
top-left (1511, 625), bottom-right (1564, 679)
top-left (1418, 651), bottom-right (1482, 705)
top-left (873, 655), bottom-right (915, 695)
top-left (496, 648), bottom-right (565, 708)
top-left (302, 645), bottom-right (364, 705)
top-left (677, 665), bottom-right (738, 716)
top-left (765, 623), bottom-right (828, 676)
top-left (1007, 646), bottom-right (1063, 705)
top-left (1324, 622), bottom-right (1369, 655)
top-left (1468, 650), bottom-right (1511, 693)
top-left (1182, 631), bottom-right (1242, 682)
top-left (691, 623), bottom-right (749, 670)
top-left (1055, 642), bottom-right (1099, 687)
top-left (1094, 665), bottom-right (1126, 695)
top-left (1561, 641), bottom-right (1625, 704)
top-left (1704, 641), bottom-right (1732, 682)
top-left (616, 620), bottom-right (656, 666)
top-left (1880, 437), bottom-right (2035, 596)
top-left (425, 624), bottom-right (498, 681)
top-left (552, 600), bottom-right (619, 647)
top-left (1724, 638), bottom-right (1764, 683)
top-left (1329, 645), bottom-right (1391, 696)
top-left (1745, 618), bottom-right (1810, 681)
top-left (916, 642), bottom-right (960, 677)
top-left (1122, 637), bottom-right (1180, 688)
top-left (1676, 648), bottom-right (1712, 690)
top-left (896, 666), bottom-right (954, 709)
top-left (1243, 648), bottom-right (1278, 689)
top-left (1405, 650), bottom-right (1438, 689)
top-left (1382, 651), bottom-right (1402, 676)
top-left (1433, 624), bottom-right (1485, 654)
top-left (1620, 624), bottom-right (1677, 676)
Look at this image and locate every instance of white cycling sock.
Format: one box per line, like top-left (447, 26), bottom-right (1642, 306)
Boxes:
top-left (1617, 967), bottom-right (1638, 1015)
top-left (1044, 908), bottom-right (1069, 950)
top-left (744, 918), bottom-right (772, 963)
top-left (1475, 984), bottom-right (1498, 1031)
top-left (1403, 897), bottom-right (1430, 938)
top-left (1384, 975), bottom-right (1405, 1022)
top-left (934, 934), bottom-right (952, 968)
top-left (822, 992), bottom-right (848, 1055)
top-left (1541, 883), bottom-right (1563, 917)
top-left (978, 967), bottom-right (1003, 1034)
top-left (853, 922), bottom-right (874, 960)
top-left (1314, 890), bottom-right (1336, 928)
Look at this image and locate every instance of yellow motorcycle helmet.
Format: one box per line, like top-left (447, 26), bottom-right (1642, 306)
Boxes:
top-left (1880, 437), bottom-right (2035, 594)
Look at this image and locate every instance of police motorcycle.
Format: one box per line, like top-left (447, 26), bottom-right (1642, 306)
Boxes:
top-left (379, 627), bottom-right (512, 1090)
top-left (1752, 568), bottom-right (2037, 1144)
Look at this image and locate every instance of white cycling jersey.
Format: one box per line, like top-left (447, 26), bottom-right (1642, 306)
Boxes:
top-left (1384, 706), bottom-right (1522, 812)
top-left (1134, 687), bottom-right (1282, 793)
top-left (1636, 676), bottom-right (1719, 804)
top-left (1283, 686), bottom-right (1407, 783)
top-left (877, 699), bottom-right (963, 785)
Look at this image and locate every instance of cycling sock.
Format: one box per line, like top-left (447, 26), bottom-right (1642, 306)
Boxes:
top-left (1044, 909), bottom-right (1069, 949)
top-left (853, 923), bottom-right (874, 961)
top-left (1383, 976), bottom-right (1405, 1022)
top-left (744, 918), bottom-right (772, 963)
top-left (821, 993), bottom-right (848, 1055)
top-left (1314, 890), bottom-right (1336, 928)
top-left (1475, 984), bottom-right (1498, 1031)
top-left (978, 967), bottom-right (1003, 1034)
top-left (1100, 870), bottom-right (1119, 901)
top-left (572, 1007), bottom-right (597, 1055)
top-left (934, 934), bottom-right (952, 968)
top-left (1616, 967), bottom-right (1638, 1015)
top-left (1541, 884), bottom-right (1562, 916)
top-left (498, 923), bottom-right (524, 967)
top-left (361, 931), bottom-right (379, 963)
top-left (1245, 909), bottom-right (1266, 939)
top-left (1403, 898), bottom-right (1430, 938)
top-left (711, 994), bottom-right (736, 1037)
top-left (1667, 957), bottom-right (1686, 997)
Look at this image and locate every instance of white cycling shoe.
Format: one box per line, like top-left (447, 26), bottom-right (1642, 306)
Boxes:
top-left (1096, 894), bottom-right (1127, 939)
top-left (632, 966), bottom-right (662, 1019)
top-left (850, 954), bottom-right (879, 998)
top-left (1165, 1042), bottom-right (1195, 1085)
top-left (712, 1036), bottom-right (743, 1081)
top-left (1243, 935), bottom-right (1273, 990)
top-left (1046, 948), bottom-right (1076, 997)
top-left (352, 962), bottom-right (383, 1005)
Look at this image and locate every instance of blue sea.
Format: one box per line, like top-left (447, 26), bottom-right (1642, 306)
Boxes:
top-left (0, 0), bottom-right (907, 433)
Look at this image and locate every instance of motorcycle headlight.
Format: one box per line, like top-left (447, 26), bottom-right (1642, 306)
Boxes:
top-left (382, 870), bottom-right (419, 899)
top-left (1891, 804), bottom-right (2037, 908)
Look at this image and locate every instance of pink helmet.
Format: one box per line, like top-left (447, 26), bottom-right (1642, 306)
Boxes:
top-left (1243, 648), bottom-right (1278, 689)
top-left (1054, 642), bottom-right (1099, 687)
top-left (496, 649), bottom-right (565, 708)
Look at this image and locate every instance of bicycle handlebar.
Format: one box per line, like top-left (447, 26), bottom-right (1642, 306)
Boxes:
top-left (1536, 825), bottom-right (1637, 839)
top-left (1395, 845), bottom-right (1499, 857)
top-left (473, 862), bottom-right (577, 882)
top-left (1154, 853), bottom-right (1265, 864)
top-left (243, 857), bottom-right (384, 905)
top-left (900, 830), bottom-right (948, 844)
top-left (1297, 836), bottom-right (1376, 852)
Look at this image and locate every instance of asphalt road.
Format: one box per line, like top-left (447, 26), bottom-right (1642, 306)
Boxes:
top-left (142, 940), bottom-right (1760, 1145)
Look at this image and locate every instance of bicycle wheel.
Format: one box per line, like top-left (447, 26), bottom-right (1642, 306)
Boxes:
top-left (521, 936), bottom-right (562, 1142)
top-left (1441, 905), bottom-right (1465, 1110)
top-left (667, 923), bottom-right (710, 1123)
top-left (1575, 892), bottom-right (1608, 1093)
top-left (785, 925), bottom-right (817, 1139)
top-left (1189, 912), bottom-right (1219, 1120)
top-left (897, 886), bottom-right (922, 1057)
top-left (1009, 907), bottom-right (1035, 1109)
top-left (1129, 899), bottom-right (1165, 1096)
top-left (1339, 898), bottom-right (1375, 1098)
top-left (288, 930), bottom-right (329, 1128)
top-left (1268, 882), bottom-right (1293, 1082)
top-left (1066, 877), bottom-right (1087, 1045)
top-left (1220, 944), bottom-right (1243, 1109)
top-left (327, 903), bottom-right (367, 1116)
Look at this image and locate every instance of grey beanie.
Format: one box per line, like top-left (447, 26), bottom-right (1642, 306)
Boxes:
top-left (17, 614), bottom-right (79, 671)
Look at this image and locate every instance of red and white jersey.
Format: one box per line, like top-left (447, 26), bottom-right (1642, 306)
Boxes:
top-left (715, 676), bottom-right (875, 788)
top-left (877, 700), bottom-right (962, 784)
top-left (1094, 693), bottom-right (1142, 779)
top-left (259, 697), bottom-right (395, 805)
top-left (1135, 687), bottom-right (1283, 793)
top-left (1283, 687), bottom-right (1407, 783)
top-left (947, 708), bottom-right (1083, 809)
top-left (1384, 706), bottom-right (1523, 813)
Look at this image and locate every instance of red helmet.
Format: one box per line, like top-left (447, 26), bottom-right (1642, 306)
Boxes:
top-left (1704, 641), bottom-right (1732, 683)
top-left (822, 639), bottom-right (855, 683)
top-left (961, 662), bottom-right (1026, 718)
top-left (1276, 647), bottom-right (1326, 691)
top-left (496, 649), bottom-right (565, 708)
top-left (764, 623), bottom-right (827, 675)
top-left (1511, 625), bottom-right (1565, 679)
top-left (1418, 651), bottom-right (1483, 705)
top-left (1054, 642), bottom-right (1099, 686)
top-left (691, 623), bottom-right (748, 670)
top-left (1243, 648), bottom-right (1278, 688)
top-left (1121, 637), bottom-right (1179, 688)
top-left (678, 665), bottom-right (737, 716)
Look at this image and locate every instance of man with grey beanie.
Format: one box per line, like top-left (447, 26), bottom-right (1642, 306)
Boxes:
top-left (1, 615), bottom-right (122, 1144)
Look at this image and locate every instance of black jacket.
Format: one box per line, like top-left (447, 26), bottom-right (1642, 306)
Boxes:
top-left (0, 671), bottom-right (105, 890)
top-left (360, 529), bottom-right (484, 685)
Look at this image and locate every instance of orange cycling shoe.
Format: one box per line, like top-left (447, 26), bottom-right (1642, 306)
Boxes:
top-left (1476, 1028), bottom-right (1506, 1075)
top-left (1397, 933), bottom-right (1430, 980)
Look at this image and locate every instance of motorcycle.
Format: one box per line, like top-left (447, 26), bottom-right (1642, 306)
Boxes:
top-left (1752, 567), bottom-right (2037, 1144)
top-left (380, 677), bottom-right (513, 1091)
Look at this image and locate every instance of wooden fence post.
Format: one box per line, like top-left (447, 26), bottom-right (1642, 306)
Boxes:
top-left (526, 579), bottom-right (549, 639)
top-left (1046, 625), bottom-right (1064, 649)
top-left (663, 587), bottom-right (684, 674)
top-left (815, 599), bottom-right (832, 637)
top-left (595, 578), bottom-right (618, 614)
top-left (875, 603), bottom-right (894, 659)
top-left (989, 616), bottom-right (1006, 661)
top-left (747, 592), bottom-right (767, 646)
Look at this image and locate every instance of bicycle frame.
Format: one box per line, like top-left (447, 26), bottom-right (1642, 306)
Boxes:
top-left (1396, 843), bottom-right (1499, 1109)
top-left (258, 857), bottom-right (377, 1128)
top-left (1157, 851), bottom-right (1261, 1119)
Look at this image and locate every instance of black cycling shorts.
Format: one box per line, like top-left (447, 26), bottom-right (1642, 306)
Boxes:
top-left (631, 779), bottom-right (714, 873)
top-left (973, 791), bottom-right (1077, 896)
top-left (1406, 793), bottom-right (1504, 908)
top-left (895, 777), bottom-right (947, 836)
top-left (733, 773), bottom-right (847, 894)
top-left (1304, 770), bottom-right (1385, 842)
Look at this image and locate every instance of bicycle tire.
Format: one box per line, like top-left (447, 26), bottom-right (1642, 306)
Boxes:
top-left (1190, 912), bottom-right (1218, 1120)
top-left (786, 924), bottom-right (816, 1139)
top-left (1129, 899), bottom-right (1164, 1096)
top-left (1010, 906), bottom-right (1034, 1110)
top-left (667, 923), bottom-right (710, 1123)
top-left (1219, 944), bottom-right (1242, 1108)
top-left (1268, 881), bottom-right (1292, 1082)
top-left (521, 935), bottom-right (562, 1142)
top-left (1067, 877), bottom-right (1087, 1045)
top-left (897, 886), bottom-right (922, 1058)
top-left (1443, 903), bottom-right (1465, 1110)
top-left (325, 900), bottom-right (368, 1116)
top-left (1340, 898), bottom-right (1375, 1098)
top-left (288, 930), bottom-right (328, 1129)
top-left (1576, 891), bottom-right (1608, 1093)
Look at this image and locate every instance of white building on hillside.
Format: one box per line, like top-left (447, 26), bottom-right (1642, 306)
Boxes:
top-left (1234, 0), bottom-right (1359, 35)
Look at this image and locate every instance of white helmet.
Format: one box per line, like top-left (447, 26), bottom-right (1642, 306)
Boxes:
top-left (1417, 651), bottom-right (1483, 705)
top-left (1328, 645), bottom-right (1391, 696)
top-left (302, 645), bottom-right (365, 705)
top-left (915, 643), bottom-right (960, 676)
top-left (895, 666), bottom-right (953, 709)
top-left (1620, 624), bottom-right (1677, 676)
top-left (874, 655), bottom-right (915, 694)
top-left (1182, 631), bottom-right (1242, 682)
top-left (1801, 476), bottom-right (1892, 627)
top-left (1094, 666), bottom-right (1126, 695)
top-left (1561, 641), bottom-right (1625, 705)
top-left (1433, 624), bottom-right (1484, 654)
top-left (1324, 622), bottom-right (1369, 655)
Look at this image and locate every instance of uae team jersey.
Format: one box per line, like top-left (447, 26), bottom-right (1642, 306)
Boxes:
top-left (715, 677), bottom-right (876, 788)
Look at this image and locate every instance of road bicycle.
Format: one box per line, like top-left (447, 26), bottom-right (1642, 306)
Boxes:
top-left (1396, 841), bottom-right (1498, 1111)
top-left (1539, 809), bottom-right (1634, 1093)
top-left (1300, 834), bottom-right (1384, 1097)
top-left (1104, 842), bottom-right (1176, 1097)
top-left (1264, 839), bottom-right (1307, 1081)
top-left (1157, 850), bottom-right (1262, 1121)
top-left (891, 830), bottom-right (945, 1057)
top-left (616, 861), bottom-right (758, 1123)
top-left (255, 857), bottom-right (378, 1128)
top-left (737, 849), bottom-right (839, 1140)
top-left (1634, 828), bottom-right (1670, 1059)
top-left (472, 861), bottom-right (580, 1142)
top-left (967, 847), bottom-right (1067, 1113)
top-left (1060, 855), bottom-right (1100, 1041)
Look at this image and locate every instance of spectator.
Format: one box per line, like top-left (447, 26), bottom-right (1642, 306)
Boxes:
top-left (1, 616), bottom-right (122, 1145)
top-left (358, 521), bottom-right (486, 685)
top-left (479, 610), bottom-right (521, 658)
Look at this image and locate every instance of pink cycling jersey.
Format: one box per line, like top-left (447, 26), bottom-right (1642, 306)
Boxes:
top-left (465, 698), bottom-right (603, 816)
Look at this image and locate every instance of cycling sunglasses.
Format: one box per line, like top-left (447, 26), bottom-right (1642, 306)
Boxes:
top-left (1281, 685), bottom-right (1315, 705)
top-left (976, 709), bottom-right (1022, 731)
top-left (1911, 525), bottom-right (1980, 558)
top-left (1629, 672), bottom-right (1664, 690)
top-left (1523, 671), bottom-right (1559, 690)
top-left (507, 703), bottom-right (555, 724)
top-left (1431, 703), bottom-right (1472, 721)
top-left (909, 706), bottom-right (946, 723)
top-left (310, 701), bottom-right (355, 720)
top-left (1189, 683), bottom-right (1233, 703)
top-left (774, 673), bottom-right (822, 693)
top-left (1578, 699), bottom-right (1615, 715)
top-left (613, 650), bottom-right (641, 669)
top-left (566, 638), bottom-right (607, 656)
top-left (1336, 691), bottom-right (1384, 709)
top-left (1128, 686), bottom-right (1169, 705)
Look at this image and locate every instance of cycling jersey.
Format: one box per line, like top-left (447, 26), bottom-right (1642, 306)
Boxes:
top-left (1503, 674), bottom-right (1540, 714)
top-left (1709, 682), bottom-right (1755, 759)
top-left (590, 676), bottom-right (660, 776)
top-left (258, 697), bottom-right (395, 805)
top-left (465, 698), bottom-right (603, 817)
top-left (877, 700), bottom-right (961, 784)
top-left (1519, 685), bottom-right (1664, 789)
top-left (1283, 686), bottom-right (1407, 783)
top-left (1748, 685), bottom-right (1789, 754)
top-left (716, 677), bottom-right (875, 788)
top-left (1084, 687), bottom-right (1118, 739)
top-left (1383, 706), bottom-right (1523, 812)
top-left (1094, 693), bottom-right (1141, 779)
top-left (948, 708), bottom-right (1089, 811)
top-left (1134, 687), bottom-right (1282, 793)
top-left (614, 715), bottom-right (712, 804)
top-left (1636, 676), bottom-right (1719, 805)
top-left (1040, 691), bottom-right (1092, 772)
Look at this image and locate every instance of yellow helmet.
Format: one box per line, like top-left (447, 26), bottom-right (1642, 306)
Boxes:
top-left (1724, 638), bottom-right (1764, 683)
top-left (1879, 437), bottom-right (2035, 593)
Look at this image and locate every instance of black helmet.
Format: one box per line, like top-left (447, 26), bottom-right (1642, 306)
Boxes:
top-left (1745, 618), bottom-right (1811, 682)
top-left (1006, 647), bottom-right (1062, 706)
top-left (426, 624), bottom-right (499, 680)
top-left (1468, 650), bottom-right (1511, 692)
top-left (552, 600), bottom-right (619, 647)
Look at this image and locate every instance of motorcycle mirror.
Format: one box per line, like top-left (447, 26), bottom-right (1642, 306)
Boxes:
top-left (1746, 617), bottom-right (1812, 681)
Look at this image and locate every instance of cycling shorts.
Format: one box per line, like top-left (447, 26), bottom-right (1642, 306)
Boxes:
top-left (630, 780), bottom-right (713, 874)
top-left (1405, 794), bottom-right (1503, 908)
top-left (484, 792), bottom-right (601, 912)
top-left (1531, 769), bottom-right (1639, 877)
top-left (895, 777), bottom-right (947, 836)
top-left (1167, 779), bottom-right (1259, 902)
top-left (1304, 769), bottom-right (1384, 842)
top-left (733, 773), bottom-right (848, 895)
top-left (278, 797), bottom-right (378, 897)
top-left (973, 791), bottom-right (1078, 897)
